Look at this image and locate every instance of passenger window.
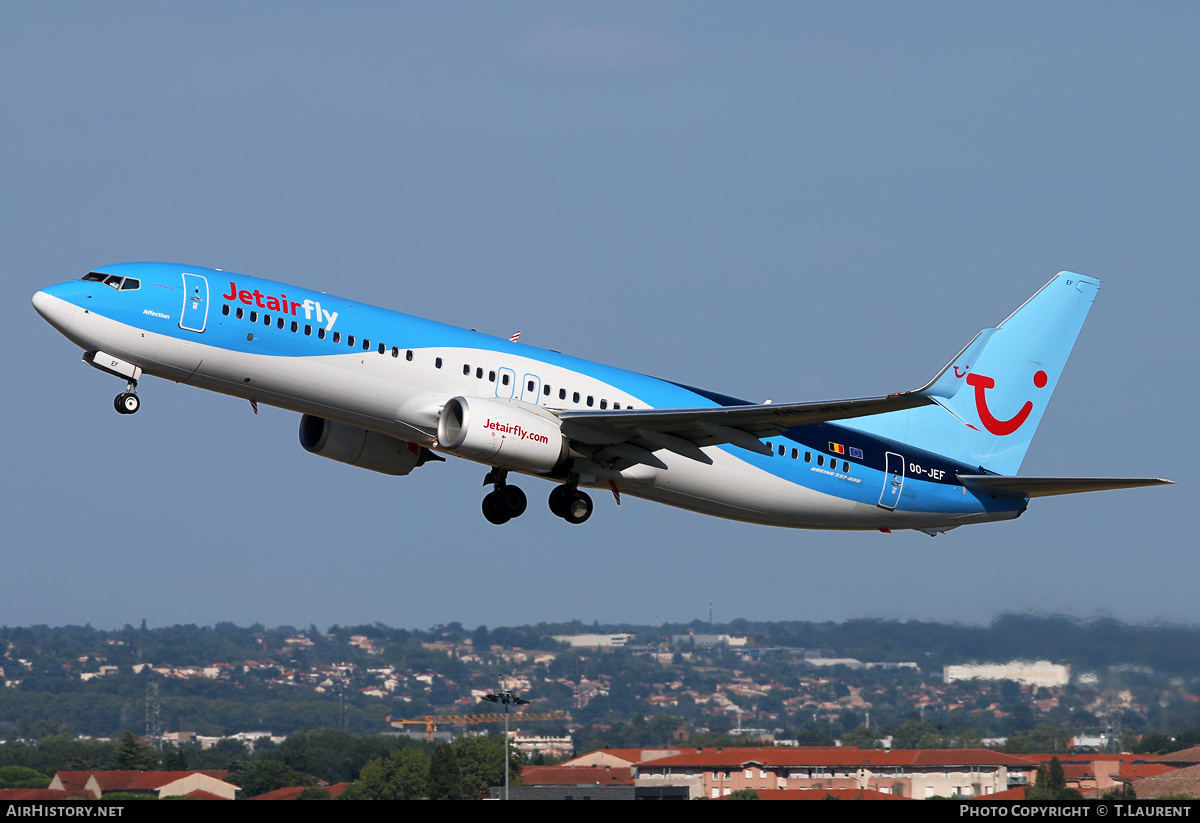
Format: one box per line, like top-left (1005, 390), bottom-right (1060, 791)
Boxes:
top-left (304, 325), bottom-right (312, 336)
top-left (843, 461), bottom-right (850, 472)
top-left (489, 371), bottom-right (496, 382)
top-left (586, 396), bottom-right (593, 406)
top-left (501, 373), bottom-right (509, 384)
top-left (277, 317), bottom-right (285, 329)
top-left (778, 444), bottom-right (785, 456)
top-left (791, 448), bottom-right (798, 459)
top-left (333, 331), bottom-right (341, 343)
top-left (406, 350), bottom-right (413, 361)
top-left (805, 452), bottom-right (812, 463)
top-left (363, 339), bottom-right (370, 350)
top-left (348, 335), bottom-right (355, 346)
top-left (318, 328), bottom-right (326, 339)
top-left (263, 314), bottom-right (271, 325)
top-left (222, 305), bottom-right (230, 316)
top-left (378, 343), bottom-right (385, 354)
top-left (572, 392), bottom-right (580, 403)
top-left (292, 321), bottom-right (300, 332)
top-left (543, 384), bottom-right (551, 396)
top-left (393, 347), bottom-right (400, 358)
top-left (817, 455), bottom-right (824, 466)
top-left (600, 400), bottom-right (607, 409)
top-left (436, 357), bottom-right (443, 369)
top-left (250, 311), bottom-right (258, 322)
top-left (527, 380), bottom-right (535, 392)
top-left (614, 403), bottom-right (621, 409)
top-left (464, 364), bottom-right (471, 375)
top-left (236, 307), bottom-right (244, 319)
top-left (477, 368), bottom-right (484, 379)
top-left (559, 389), bottom-right (566, 400)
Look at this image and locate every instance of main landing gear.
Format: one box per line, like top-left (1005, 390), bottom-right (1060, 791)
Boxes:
top-left (479, 471), bottom-right (594, 525)
top-left (549, 482), bottom-right (593, 525)
top-left (481, 469), bottom-right (528, 525)
top-left (114, 381), bottom-right (140, 415)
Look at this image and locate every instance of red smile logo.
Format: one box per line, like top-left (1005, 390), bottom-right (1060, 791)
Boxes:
top-left (966, 370), bottom-right (1048, 436)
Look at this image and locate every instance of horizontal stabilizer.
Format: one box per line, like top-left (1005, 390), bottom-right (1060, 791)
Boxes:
top-left (959, 475), bottom-right (1174, 499)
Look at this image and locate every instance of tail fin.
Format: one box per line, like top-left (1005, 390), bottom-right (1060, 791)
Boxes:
top-left (846, 272), bottom-right (1100, 475)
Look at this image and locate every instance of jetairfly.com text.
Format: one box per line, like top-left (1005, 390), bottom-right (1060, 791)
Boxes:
top-left (483, 418), bottom-right (550, 444)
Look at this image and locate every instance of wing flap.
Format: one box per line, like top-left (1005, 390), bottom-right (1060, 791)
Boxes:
top-left (559, 392), bottom-right (934, 451)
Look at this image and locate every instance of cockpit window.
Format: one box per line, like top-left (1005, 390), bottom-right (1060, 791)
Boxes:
top-left (82, 272), bottom-right (139, 290)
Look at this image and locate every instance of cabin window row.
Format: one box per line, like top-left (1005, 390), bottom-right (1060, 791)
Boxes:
top-left (456, 361), bottom-right (633, 410)
top-left (770, 443), bottom-right (851, 473)
top-left (224, 303), bottom-right (420, 360)
top-left (223, 303), bottom-right (633, 410)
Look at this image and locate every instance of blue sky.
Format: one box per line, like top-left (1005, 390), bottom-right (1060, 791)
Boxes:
top-left (3, 2), bottom-right (1195, 631)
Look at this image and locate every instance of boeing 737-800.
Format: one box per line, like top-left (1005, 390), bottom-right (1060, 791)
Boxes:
top-left (32, 264), bottom-right (1169, 533)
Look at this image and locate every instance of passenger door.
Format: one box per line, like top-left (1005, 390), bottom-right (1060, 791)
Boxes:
top-left (179, 273), bottom-right (209, 333)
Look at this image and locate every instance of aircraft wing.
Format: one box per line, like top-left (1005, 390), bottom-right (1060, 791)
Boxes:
top-left (958, 475), bottom-right (1174, 498)
top-left (558, 392), bottom-right (934, 467)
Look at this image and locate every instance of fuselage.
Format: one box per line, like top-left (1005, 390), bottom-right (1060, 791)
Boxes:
top-left (32, 262), bottom-right (1025, 531)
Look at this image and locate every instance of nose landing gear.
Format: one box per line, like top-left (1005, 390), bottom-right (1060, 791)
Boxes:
top-left (114, 381), bottom-right (140, 415)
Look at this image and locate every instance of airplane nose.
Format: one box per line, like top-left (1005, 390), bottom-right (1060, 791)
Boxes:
top-left (32, 289), bottom-right (77, 333)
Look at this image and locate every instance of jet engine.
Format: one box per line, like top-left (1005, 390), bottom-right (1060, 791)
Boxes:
top-left (437, 396), bottom-right (567, 473)
top-left (298, 415), bottom-right (438, 476)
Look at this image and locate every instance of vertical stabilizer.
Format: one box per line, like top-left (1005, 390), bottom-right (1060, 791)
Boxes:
top-left (845, 273), bottom-right (1100, 475)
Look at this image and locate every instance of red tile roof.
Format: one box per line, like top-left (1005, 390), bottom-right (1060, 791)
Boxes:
top-left (0, 789), bottom-right (91, 801)
top-left (249, 783), bottom-right (351, 800)
top-left (521, 766), bottom-right (632, 786)
top-left (638, 746), bottom-right (1034, 770)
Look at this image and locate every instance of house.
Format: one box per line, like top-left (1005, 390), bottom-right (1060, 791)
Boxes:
top-left (628, 746), bottom-right (1036, 799)
top-left (50, 770), bottom-right (237, 800)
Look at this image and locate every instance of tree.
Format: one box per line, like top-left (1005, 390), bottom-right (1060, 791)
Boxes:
top-left (840, 726), bottom-right (878, 749)
top-left (454, 734), bottom-right (521, 800)
top-left (340, 747), bottom-right (430, 801)
top-left (231, 760), bottom-right (316, 798)
top-left (0, 766), bottom-right (51, 789)
top-left (727, 789), bottom-right (760, 799)
top-left (427, 743), bottom-right (463, 800)
top-left (1025, 757), bottom-right (1083, 800)
top-left (296, 786), bottom-right (331, 800)
top-left (111, 731), bottom-right (157, 771)
top-left (1101, 783), bottom-right (1136, 801)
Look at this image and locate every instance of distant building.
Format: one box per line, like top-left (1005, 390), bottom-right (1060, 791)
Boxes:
top-left (628, 746), bottom-right (1035, 799)
top-left (50, 770), bottom-right (237, 800)
top-left (670, 634), bottom-right (747, 647)
top-left (943, 660), bottom-right (1070, 687)
top-left (553, 633), bottom-right (635, 648)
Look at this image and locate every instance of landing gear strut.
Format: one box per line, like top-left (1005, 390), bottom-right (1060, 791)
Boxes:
top-left (481, 469), bottom-right (527, 525)
top-left (114, 380), bottom-right (140, 415)
top-left (549, 481), bottom-right (593, 525)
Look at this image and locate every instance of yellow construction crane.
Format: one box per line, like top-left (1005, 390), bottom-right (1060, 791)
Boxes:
top-left (387, 711), bottom-right (571, 742)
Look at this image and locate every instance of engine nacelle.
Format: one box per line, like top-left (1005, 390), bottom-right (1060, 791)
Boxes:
top-left (437, 396), bottom-right (567, 474)
top-left (299, 415), bottom-right (433, 476)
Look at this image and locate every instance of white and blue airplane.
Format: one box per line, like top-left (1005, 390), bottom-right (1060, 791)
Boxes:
top-left (33, 264), bottom-right (1169, 533)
